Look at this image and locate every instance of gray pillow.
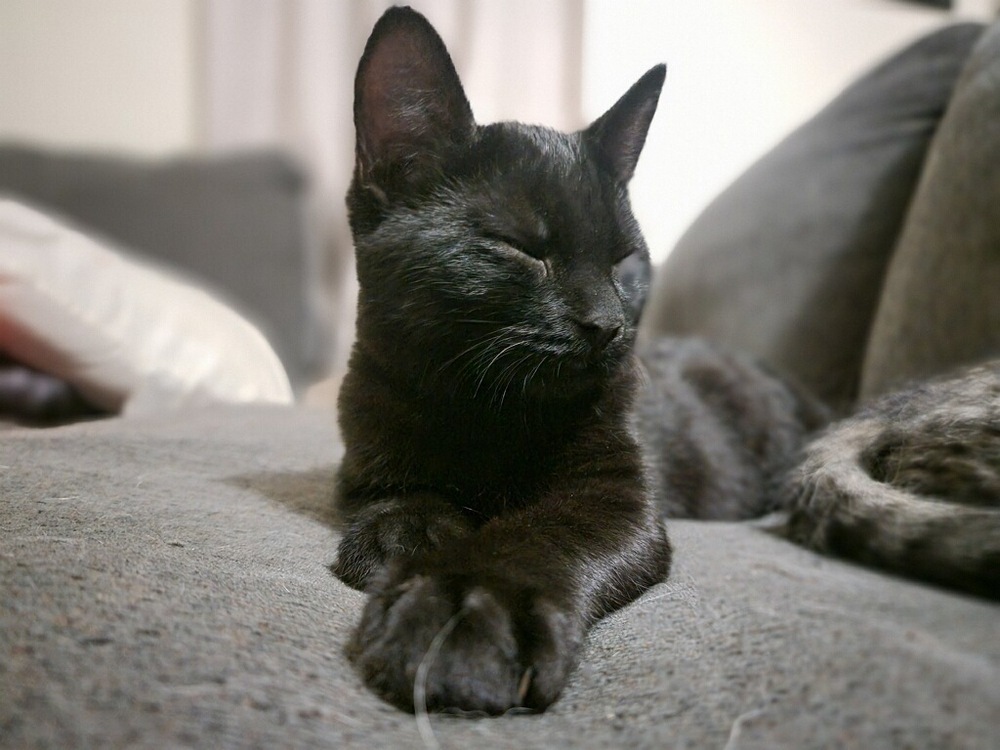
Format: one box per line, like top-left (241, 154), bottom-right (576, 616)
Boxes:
top-left (0, 145), bottom-right (326, 392)
top-left (639, 24), bottom-right (984, 413)
top-left (860, 22), bottom-right (1000, 400)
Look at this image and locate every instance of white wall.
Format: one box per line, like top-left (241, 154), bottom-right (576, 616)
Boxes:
top-left (583, 0), bottom-right (973, 261)
top-left (0, 0), bottom-right (199, 155)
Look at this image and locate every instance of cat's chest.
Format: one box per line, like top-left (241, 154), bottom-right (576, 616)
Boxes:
top-left (339, 358), bottom-right (633, 506)
top-left (390, 403), bottom-right (565, 498)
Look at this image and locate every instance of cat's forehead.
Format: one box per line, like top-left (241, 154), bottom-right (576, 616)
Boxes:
top-left (511, 122), bottom-right (584, 164)
top-left (477, 122), bottom-right (586, 177)
top-left (451, 121), bottom-right (621, 247)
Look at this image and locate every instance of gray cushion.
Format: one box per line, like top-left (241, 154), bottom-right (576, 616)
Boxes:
top-left (860, 22), bottom-right (1000, 399)
top-left (0, 144), bottom-right (327, 392)
top-left (639, 24), bottom-right (984, 413)
top-left (2, 406), bottom-right (998, 747)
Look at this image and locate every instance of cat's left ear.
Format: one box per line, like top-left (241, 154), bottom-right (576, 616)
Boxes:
top-left (585, 65), bottom-right (666, 184)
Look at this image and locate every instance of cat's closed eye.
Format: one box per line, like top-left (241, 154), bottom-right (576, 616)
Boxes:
top-left (484, 234), bottom-right (550, 277)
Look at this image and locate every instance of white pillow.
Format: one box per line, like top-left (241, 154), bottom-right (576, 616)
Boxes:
top-left (0, 199), bottom-right (293, 415)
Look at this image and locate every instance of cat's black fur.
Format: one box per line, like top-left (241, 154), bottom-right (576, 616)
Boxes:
top-left (332, 6), bottom-right (824, 714)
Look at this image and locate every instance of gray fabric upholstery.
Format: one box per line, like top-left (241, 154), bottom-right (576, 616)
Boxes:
top-left (0, 145), bottom-right (326, 392)
top-left (3, 406), bottom-right (998, 748)
top-left (860, 22), bottom-right (1000, 400)
top-left (639, 24), bottom-right (984, 413)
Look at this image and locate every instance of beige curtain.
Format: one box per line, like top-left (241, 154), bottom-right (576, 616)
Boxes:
top-left (200, 0), bottom-right (584, 384)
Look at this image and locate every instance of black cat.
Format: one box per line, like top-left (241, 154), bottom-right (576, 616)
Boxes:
top-left (332, 6), bottom-right (823, 714)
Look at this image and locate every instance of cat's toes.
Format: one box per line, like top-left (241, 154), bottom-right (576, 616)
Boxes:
top-left (346, 570), bottom-right (581, 714)
top-left (332, 501), bottom-right (473, 591)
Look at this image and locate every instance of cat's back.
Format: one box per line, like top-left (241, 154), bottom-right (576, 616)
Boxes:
top-left (634, 337), bottom-right (829, 519)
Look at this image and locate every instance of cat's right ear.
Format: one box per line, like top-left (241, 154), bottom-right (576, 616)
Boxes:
top-left (353, 7), bottom-right (475, 199)
top-left (585, 65), bottom-right (666, 185)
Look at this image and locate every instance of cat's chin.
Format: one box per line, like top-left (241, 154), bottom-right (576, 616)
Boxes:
top-left (524, 355), bottom-right (631, 401)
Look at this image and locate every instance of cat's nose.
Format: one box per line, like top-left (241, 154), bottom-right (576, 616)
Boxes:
top-left (574, 318), bottom-right (621, 351)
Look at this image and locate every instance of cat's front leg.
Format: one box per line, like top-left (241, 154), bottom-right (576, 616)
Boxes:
top-left (346, 487), bottom-right (670, 713)
top-left (332, 494), bottom-right (475, 591)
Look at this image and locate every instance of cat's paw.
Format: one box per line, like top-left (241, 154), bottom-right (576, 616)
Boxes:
top-left (347, 566), bottom-right (582, 714)
top-left (332, 500), bottom-right (473, 591)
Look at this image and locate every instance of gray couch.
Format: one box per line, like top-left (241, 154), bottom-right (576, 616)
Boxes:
top-left (640, 22), bottom-right (1000, 414)
top-left (3, 22), bottom-right (1000, 750)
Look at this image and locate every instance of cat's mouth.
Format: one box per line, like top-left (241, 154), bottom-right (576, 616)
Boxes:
top-left (550, 338), bottom-right (631, 385)
top-left (575, 332), bottom-right (632, 368)
top-left (427, 326), bottom-right (632, 403)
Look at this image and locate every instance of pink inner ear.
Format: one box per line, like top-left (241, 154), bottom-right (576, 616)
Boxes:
top-left (358, 30), bottom-right (436, 152)
top-left (357, 74), bottom-right (397, 160)
top-left (355, 18), bottom-right (474, 171)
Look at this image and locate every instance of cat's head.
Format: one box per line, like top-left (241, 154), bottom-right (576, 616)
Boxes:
top-left (348, 6), bottom-right (664, 403)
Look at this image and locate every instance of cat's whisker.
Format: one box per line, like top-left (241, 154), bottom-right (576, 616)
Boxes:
top-left (413, 608), bottom-right (467, 750)
top-left (473, 340), bottom-right (528, 399)
top-left (491, 343), bottom-right (541, 397)
top-left (629, 354), bottom-right (650, 388)
top-left (439, 325), bottom-right (529, 382)
top-left (441, 337), bottom-right (500, 375)
top-left (522, 355), bottom-right (549, 396)
top-left (456, 344), bottom-right (510, 391)
top-left (491, 351), bottom-right (537, 410)
top-left (438, 329), bottom-right (514, 382)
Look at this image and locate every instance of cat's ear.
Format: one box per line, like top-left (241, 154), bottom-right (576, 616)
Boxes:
top-left (353, 7), bottom-right (475, 195)
top-left (585, 65), bottom-right (666, 184)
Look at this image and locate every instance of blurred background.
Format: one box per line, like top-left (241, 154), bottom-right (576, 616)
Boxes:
top-left (1, 0), bottom-right (997, 389)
